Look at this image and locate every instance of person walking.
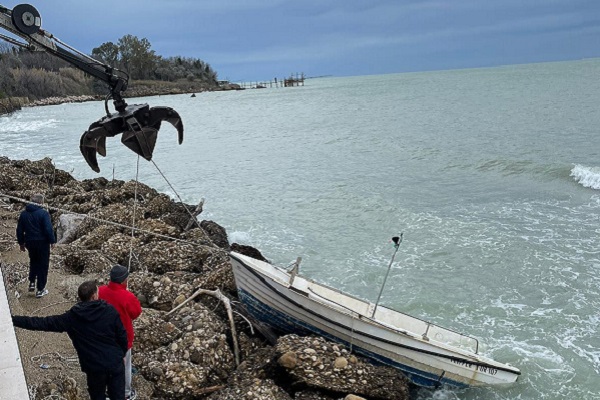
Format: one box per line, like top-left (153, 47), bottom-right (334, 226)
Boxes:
top-left (12, 280), bottom-right (128, 400)
top-left (16, 193), bottom-right (56, 298)
top-left (99, 265), bottom-right (142, 400)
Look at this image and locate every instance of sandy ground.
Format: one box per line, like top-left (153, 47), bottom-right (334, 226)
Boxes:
top-left (0, 205), bottom-right (152, 399)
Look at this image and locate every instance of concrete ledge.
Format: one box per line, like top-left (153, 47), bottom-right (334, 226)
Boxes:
top-left (0, 266), bottom-right (29, 399)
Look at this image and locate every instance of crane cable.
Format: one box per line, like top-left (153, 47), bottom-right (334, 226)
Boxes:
top-left (127, 156), bottom-right (141, 270)
top-left (123, 156), bottom-right (205, 268)
top-left (150, 159), bottom-right (200, 229)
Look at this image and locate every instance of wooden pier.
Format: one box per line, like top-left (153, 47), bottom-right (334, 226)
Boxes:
top-left (233, 72), bottom-right (305, 90)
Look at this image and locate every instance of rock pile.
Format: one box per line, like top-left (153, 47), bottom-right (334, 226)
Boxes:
top-left (26, 95), bottom-right (99, 107)
top-left (0, 156), bottom-right (410, 399)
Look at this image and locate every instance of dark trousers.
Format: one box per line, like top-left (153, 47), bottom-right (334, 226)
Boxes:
top-left (26, 240), bottom-right (50, 291)
top-left (86, 362), bottom-right (125, 400)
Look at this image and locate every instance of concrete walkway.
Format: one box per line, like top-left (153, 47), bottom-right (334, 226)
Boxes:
top-left (0, 267), bottom-right (29, 399)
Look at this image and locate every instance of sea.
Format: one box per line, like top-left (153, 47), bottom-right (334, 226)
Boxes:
top-left (1, 58), bottom-right (599, 400)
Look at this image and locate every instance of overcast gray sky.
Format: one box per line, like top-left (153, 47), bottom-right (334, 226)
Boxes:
top-left (2, 0), bottom-right (599, 81)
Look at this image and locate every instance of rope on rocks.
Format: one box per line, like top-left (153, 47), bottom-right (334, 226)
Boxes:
top-left (31, 300), bottom-right (73, 315)
top-left (0, 192), bottom-right (201, 247)
top-left (30, 351), bottom-right (79, 369)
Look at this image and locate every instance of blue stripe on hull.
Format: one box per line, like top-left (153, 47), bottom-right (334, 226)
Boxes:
top-left (238, 288), bottom-right (469, 389)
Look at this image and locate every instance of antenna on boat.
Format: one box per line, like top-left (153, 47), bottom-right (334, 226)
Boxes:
top-left (372, 234), bottom-right (403, 317)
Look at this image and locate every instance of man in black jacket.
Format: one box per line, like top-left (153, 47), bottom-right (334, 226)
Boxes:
top-left (16, 193), bottom-right (56, 298)
top-left (12, 280), bottom-right (128, 400)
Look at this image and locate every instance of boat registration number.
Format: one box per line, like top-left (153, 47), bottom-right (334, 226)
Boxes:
top-left (451, 359), bottom-right (499, 375)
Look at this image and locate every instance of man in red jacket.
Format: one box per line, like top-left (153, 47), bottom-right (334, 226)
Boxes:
top-left (99, 265), bottom-right (142, 400)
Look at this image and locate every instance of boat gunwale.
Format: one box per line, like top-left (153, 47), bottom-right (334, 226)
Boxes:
top-left (230, 252), bottom-right (521, 377)
top-left (232, 252), bottom-right (480, 355)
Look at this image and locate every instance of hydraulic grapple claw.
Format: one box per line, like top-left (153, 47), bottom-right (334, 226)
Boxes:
top-left (79, 104), bottom-right (184, 172)
top-left (146, 106), bottom-right (184, 145)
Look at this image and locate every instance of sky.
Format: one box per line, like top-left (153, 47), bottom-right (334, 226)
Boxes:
top-left (1, 0), bottom-right (599, 82)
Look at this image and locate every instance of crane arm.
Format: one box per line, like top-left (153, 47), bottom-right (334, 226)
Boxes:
top-left (0, 3), bottom-right (184, 172)
top-left (0, 3), bottom-right (128, 110)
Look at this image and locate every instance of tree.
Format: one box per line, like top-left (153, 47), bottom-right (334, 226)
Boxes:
top-left (1, 33), bottom-right (220, 101)
top-left (117, 35), bottom-right (157, 80)
top-left (91, 42), bottom-right (120, 66)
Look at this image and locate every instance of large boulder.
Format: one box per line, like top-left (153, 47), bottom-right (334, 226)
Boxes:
top-left (135, 308), bottom-right (182, 353)
top-left (128, 271), bottom-right (196, 311)
top-left (275, 335), bottom-right (410, 400)
top-left (137, 302), bottom-right (236, 399)
top-left (100, 233), bottom-right (142, 267)
top-left (71, 225), bottom-right (122, 250)
top-left (54, 246), bottom-right (113, 275)
top-left (205, 345), bottom-right (294, 400)
top-left (231, 243), bottom-right (269, 262)
top-left (56, 213), bottom-right (86, 244)
top-left (200, 220), bottom-right (229, 250)
top-left (136, 241), bottom-right (228, 275)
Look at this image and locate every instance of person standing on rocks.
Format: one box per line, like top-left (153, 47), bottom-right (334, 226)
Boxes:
top-left (99, 265), bottom-right (142, 400)
top-left (16, 193), bottom-right (56, 298)
top-left (12, 280), bottom-right (128, 400)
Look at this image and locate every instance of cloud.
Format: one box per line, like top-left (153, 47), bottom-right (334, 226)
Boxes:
top-left (2, 0), bottom-right (599, 79)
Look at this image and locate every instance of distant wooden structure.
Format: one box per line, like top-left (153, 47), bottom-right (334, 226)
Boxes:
top-left (235, 72), bottom-right (306, 90)
top-left (284, 73), bottom-right (305, 87)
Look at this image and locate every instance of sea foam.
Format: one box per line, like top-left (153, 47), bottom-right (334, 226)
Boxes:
top-left (570, 164), bottom-right (600, 190)
top-left (0, 118), bottom-right (59, 133)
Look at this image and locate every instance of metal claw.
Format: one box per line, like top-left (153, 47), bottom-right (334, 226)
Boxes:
top-left (146, 106), bottom-right (184, 145)
top-left (79, 103), bottom-right (184, 172)
top-left (80, 124), bottom-right (108, 173)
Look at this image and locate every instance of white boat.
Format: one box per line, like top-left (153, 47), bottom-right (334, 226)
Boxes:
top-left (229, 251), bottom-right (521, 388)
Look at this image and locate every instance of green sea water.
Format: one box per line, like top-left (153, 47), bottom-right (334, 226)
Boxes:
top-left (1, 58), bottom-right (599, 399)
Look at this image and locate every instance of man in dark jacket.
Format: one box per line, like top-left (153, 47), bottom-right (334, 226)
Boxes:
top-left (12, 280), bottom-right (128, 400)
top-left (16, 193), bottom-right (56, 298)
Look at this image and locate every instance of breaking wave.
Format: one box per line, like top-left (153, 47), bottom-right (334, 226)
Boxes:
top-left (0, 117), bottom-right (59, 133)
top-left (570, 164), bottom-right (600, 190)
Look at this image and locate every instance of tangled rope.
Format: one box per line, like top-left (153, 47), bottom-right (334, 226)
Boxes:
top-left (31, 352), bottom-right (79, 369)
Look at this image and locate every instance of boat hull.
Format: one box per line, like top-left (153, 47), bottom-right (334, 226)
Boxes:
top-left (230, 252), bottom-right (520, 388)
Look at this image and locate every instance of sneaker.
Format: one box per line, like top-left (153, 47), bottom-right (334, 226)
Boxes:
top-left (126, 389), bottom-right (137, 400)
top-left (36, 288), bottom-right (49, 298)
top-left (28, 282), bottom-right (36, 292)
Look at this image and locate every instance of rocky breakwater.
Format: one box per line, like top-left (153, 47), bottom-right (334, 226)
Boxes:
top-left (27, 95), bottom-right (100, 107)
top-left (0, 95), bottom-right (100, 115)
top-left (0, 156), bottom-right (410, 400)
